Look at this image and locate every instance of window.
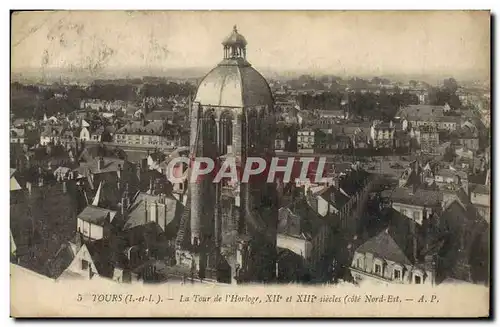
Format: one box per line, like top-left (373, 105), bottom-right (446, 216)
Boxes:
top-left (413, 211), bottom-right (420, 222)
top-left (374, 264), bottom-right (381, 275)
top-left (356, 259), bottom-right (361, 269)
top-left (414, 275), bottom-right (422, 284)
top-left (81, 259), bottom-right (89, 270)
top-left (394, 269), bottom-right (402, 280)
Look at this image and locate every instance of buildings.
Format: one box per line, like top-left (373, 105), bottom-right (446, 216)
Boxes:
top-left (398, 104), bottom-right (461, 132)
top-left (415, 125), bottom-right (439, 153)
top-left (350, 222), bottom-right (437, 285)
top-left (452, 126), bottom-right (480, 151)
top-left (384, 187), bottom-right (442, 225)
top-left (370, 121), bottom-right (395, 148)
top-left (40, 126), bottom-right (76, 146)
top-left (113, 120), bottom-right (179, 148)
top-left (10, 174), bottom-right (81, 278)
top-left (276, 197), bottom-right (330, 281)
top-left (307, 167), bottom-right (373, 235)
top-left (297, 128), bottom-right (315, 153)
top-left (469, 184), bottom-right (490, 223)
top-left (10, 128), bottom-right (25, 144)
top-left (351, 186), bottom-right (489, 286)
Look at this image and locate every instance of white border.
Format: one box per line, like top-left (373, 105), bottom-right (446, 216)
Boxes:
top-left (3, 1), bottom-right (498, 326)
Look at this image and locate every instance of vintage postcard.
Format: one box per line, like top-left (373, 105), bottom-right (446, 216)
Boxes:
top-left (10, 10), bottom-right (491, 317)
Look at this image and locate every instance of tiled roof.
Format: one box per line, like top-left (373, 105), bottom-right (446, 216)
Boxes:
top-left (389, 187), bottom-right (442, 207)
top-left (123, 192), bottom-right (181, 231)
top-left (85, 239), bottom-right (125, 278)
top-left (77, 205), bottom-right (115, 226)
top-left (470, 183), bottom-right (490, 195)
top-left (76, 157), bottom-right (126, 176)
top-left (435, 115), bottom-right (462, 123)
top-left (46, 242), bottom-right (76, 278)
top-left (317, 109), bottom-right (344, 117)
top-left (149, 152), bottom-right (166, 162)
top-left (277, 198), bottom-right (325, 239)
top-left (11, 128), bottom-right (25, 138)
top-left (398, 105), bottom-right (445, 119)
top-left (436, 168), bottom-right (462, 179)
top-left (316, 186), bottom-right (350, 210)
top-left (338, 169), bottom-right (370, 196)
top-left (145, 110), bottom-right (175, 121)
top-left (356, 230), bottom-right (412, 265)
top-left (10, 182), bottom-right (79, 277)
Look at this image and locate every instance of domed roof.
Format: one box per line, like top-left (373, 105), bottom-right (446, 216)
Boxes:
top-left (195, 25), bottom-right (273, 108)
top-left (222, 25), bottom-right (247, 47)
top-left (194, 64), bottom-right (273, 108)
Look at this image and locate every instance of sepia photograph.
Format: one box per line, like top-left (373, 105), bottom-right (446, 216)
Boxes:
top-left (9, 10), bottom-right (491, 317)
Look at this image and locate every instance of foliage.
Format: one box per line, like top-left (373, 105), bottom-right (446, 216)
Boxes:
top-left (10, 80), bottom-right (196, 119)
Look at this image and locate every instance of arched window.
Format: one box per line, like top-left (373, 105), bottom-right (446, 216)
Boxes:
top-left (203, 109), bottom-right (217, 155)
top-left (246, 109), bottom-right (259, 154)
top-left (220, 111), bottom-right (234, 155)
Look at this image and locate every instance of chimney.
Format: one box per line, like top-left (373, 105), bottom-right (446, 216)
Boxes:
top-left (26, 181), bottom-right (32, 196)
top-left (148, 178), bottom-right (154, 194)
top-left (120, 186), bottom-right (128, 215)
top-left (121, 197), bottom-right (126, 216)
top-left (410, 222), bottom-right (418, 262)
top-left (97, 157), bottom-right (104, 171)
top-left (154, 201), bottom-right (158, 224)
top-left (75, 231), bottom-right (82, 250)
top-left (330, 188), bottom-right (336, 205)
top-left (141, 158), bottom-right (148, 172)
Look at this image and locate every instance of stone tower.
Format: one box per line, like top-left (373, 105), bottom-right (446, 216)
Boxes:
top-left (175, 25), bottom-right (278, 284)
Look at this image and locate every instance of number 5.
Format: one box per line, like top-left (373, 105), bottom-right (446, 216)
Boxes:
top-left (77, 294), bottom-right (82, 302)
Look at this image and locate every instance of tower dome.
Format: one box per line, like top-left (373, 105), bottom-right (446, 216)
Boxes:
top-left (194, 26), bottom-right (273, 108)
top-left (222, 25), bottom-right (247, 47)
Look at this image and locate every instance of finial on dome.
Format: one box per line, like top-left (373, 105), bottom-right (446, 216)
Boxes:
top-left (222, 25), bottom-right (247, 60)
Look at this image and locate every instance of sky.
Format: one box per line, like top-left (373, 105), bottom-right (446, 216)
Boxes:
top-left (11, 11), bottom-right (491, 79)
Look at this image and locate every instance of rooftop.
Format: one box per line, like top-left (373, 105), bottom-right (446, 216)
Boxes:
top-left (77, 205), bottom-right (116, 226)
top-left (398, 104), bottom-right (445, 119)
top-left (10, 182), bottom-right (79, 277)
top-left (470, 183), bottom-right (490, 195)
top-left (123, 192), bottom-right (181, 232)
top-left (355, 229), bottom-right (412, 265)
top-left (76, 157), bottom-right (126, 176)
top-left (277, 198), bottom-right (325, 239)
top-left (386, 187), bottom-right (442, 207)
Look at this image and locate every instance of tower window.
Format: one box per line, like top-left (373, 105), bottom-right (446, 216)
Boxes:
top-left (374, 263), bottom-right (381, 275)
top-left (394, 269), bottom-right (402, 280)
top-left (81, 259), bottom-right (89, 271)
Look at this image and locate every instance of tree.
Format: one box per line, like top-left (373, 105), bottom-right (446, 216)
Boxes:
top-left (443, 77), bottom-right (458, 94)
